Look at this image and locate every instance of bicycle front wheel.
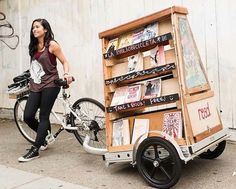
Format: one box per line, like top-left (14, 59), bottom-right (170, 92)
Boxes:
top-left (14, 96), bottom-right (36, 144)
top-left (70, 98), bottom-right (106, 149)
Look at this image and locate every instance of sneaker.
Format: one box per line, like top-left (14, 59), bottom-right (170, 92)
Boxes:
top-left (40, 141), bottom-right (48, 151)
top-left (18, 146), bottom-right (39, 162)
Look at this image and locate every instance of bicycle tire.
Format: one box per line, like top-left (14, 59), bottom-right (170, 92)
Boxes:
top-left (14, 96), bottom-right (36, 144)
top-left (70, 98), bottom-right (106, 149)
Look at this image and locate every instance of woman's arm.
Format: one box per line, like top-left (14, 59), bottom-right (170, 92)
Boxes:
top-left (49, 41), bottom-right (73, 84)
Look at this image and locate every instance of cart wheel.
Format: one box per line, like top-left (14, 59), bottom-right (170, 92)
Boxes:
top-left (199, 140), bottom-right (226, 159)
top-left (136, 137), bottom-right (182, 189)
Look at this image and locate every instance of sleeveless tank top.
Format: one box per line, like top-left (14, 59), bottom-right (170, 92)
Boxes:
top-left (29, 45), bottom-right (59, 92)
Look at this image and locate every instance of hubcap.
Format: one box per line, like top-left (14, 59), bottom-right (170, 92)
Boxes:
top-left (153, 160), bottom-right (159, 167)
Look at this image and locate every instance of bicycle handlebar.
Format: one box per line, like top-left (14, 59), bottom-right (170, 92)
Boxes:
top-left (54, 77), bottom-right (75, 89)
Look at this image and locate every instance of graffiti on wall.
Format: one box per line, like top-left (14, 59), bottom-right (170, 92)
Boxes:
top-left (0, 12), bottom-right (19, 50)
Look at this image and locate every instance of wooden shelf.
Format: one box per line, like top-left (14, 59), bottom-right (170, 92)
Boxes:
top-left (105, 62), bottom-right (176, 85)
top-left (107, 93), bottom-right (179, 113)
top-left (103, 32), bottom-right (172, 59)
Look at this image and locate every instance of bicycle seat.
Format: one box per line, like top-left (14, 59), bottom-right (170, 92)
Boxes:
top-left (13, 70), bottom-right (30, 83)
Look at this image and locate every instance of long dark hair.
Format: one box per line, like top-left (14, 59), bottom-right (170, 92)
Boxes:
top-left (28, 18), bottom-right (54, 57)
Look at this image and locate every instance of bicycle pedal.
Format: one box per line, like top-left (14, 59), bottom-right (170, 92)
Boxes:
top-left (46, 133), bottom-right (55, 145)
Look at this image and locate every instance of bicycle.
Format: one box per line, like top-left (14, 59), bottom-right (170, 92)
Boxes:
top-left (10, 76), bottom-right (106, 150)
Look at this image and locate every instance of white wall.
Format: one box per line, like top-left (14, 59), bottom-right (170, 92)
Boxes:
top-left (1, 0), bottom-right (236, 131)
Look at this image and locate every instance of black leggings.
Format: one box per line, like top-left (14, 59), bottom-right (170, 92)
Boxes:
top-left (24, 87), bottom-right (60, 148)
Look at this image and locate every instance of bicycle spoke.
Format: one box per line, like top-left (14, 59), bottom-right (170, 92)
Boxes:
top-left (159, 166), bottom-right (171, 180)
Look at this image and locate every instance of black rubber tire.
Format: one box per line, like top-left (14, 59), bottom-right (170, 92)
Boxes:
top-left (14, 96), bottom-right (35, 144)
top-left (199, 140), bottom-right (226, 159)
top-left (70, 98), bottom-right (106, 147)
top-left (136, 137), bottom-right (182, 189)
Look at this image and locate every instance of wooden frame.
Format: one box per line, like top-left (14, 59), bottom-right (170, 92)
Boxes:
top-left (99, 6), bottom-right (223, 152)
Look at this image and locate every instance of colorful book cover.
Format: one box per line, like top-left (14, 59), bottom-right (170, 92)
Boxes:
top-left (124, 85), bottom-right (142, 103)
top-left (162, 112), bottom-right (182, 138)
top-left (106, 38), bottom-right (119, 53)
top-left (150, 45), bottom-right (166, 67)
top-left (143, 78), bottom-right (161, 99)
top-left (142, 22), bottom-right (159, 41)
top-left (118, 33), bottom-right (133, 49)
top-left (132, 30), bottom-right (143, 44)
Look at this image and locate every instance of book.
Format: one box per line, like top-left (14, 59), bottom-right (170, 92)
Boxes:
top-left (143, 78), bottom-right (162, 99)
top-left (106, 38), bottom-right (119, 53)
top-left (132, 30), bottom-right (144, 44)
top-left (131, 119), bottom-right (149, 144)
top-left (112, 119), bottom-right (130, 146)
top-left (110, 86), bottom-right (128, 106)
top-left (142, 22), bottom-right (159, 41)
top-left (150, 45), bottom-right (166, 67)
top-left (118, 33), bottom-right (133, 49)
top-left (127, 52), bottom-right (143, 73)
top-left (162, 111), bottom-right (182, 138)
top-left (124, 85), bottom-right (142, 103)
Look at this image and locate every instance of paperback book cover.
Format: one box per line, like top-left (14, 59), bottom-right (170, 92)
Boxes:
top-left (127, 52), bottom-right (143, 73)
top-left (142, 22), bottom-right (159, 41)
top-left (106, 38), bottom-right (119, 53)
top-left (162, 111), bottom-right (182, 138)
top-left (110, 86), bottom-right (128, 106)
top-left (112, 119), bottom-right (130, 146)
top-left (150, 45), bottom-right (166, 67)
top-left (132, 30), bottom-right (144, 44)
top-left (124, 85), bottom-right (142, 103)
top-left (118, 33), bottom-right (133, 49)
top-left (143, 78), bottom-right (162, 99)
top-left (131, 119), bottom-right (149, 144)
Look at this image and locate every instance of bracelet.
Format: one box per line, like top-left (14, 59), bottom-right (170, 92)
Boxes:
top-left (63, 73), bottom-right (69, 76)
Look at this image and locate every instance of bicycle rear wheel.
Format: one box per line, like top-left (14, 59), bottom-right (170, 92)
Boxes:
top-left (14, 96), bottom-right (36, 144)
top-left (70, 98), bottom-right (106, 149)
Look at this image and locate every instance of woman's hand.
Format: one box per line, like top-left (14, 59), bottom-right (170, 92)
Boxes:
top-left (64, 73), bottom-right (73, 85)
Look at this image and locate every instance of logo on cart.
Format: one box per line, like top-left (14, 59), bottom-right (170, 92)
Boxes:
top-left (198, 102), bottom-right (211, 120)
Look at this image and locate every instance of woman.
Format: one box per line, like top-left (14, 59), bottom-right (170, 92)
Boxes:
top-left (18, 18), bottom-right (73, 162)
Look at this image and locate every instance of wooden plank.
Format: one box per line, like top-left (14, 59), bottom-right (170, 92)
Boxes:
top-left (194, 124), bottom-right (223, 142)
top-left (107, 93), bottom-right (179, 113)
top-left (101, 38), bottom-right (113, 149)
top-left (186, 90), bottom-right (214, 104)
top-left (172, 13), bottom-right (195, 145)
top-left (103, 33), bottom-right (173, 59)
top-left (99, 6), bottom-right (188, 39)
top-left (187, 84), bottom-right (211, 94)
top-left (109, 144), bottom-right (133, 152)
top-left (105, 63), bottom-right (176, 85)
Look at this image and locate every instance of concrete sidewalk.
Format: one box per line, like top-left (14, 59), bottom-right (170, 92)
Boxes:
top-left (1, 118), bottom-right (236, 189)
top-left (0, 164), bottom-right (89, 189)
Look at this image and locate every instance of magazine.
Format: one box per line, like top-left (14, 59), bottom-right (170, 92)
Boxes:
top-left (118, 33), bottom-right (133, 49)
top-left (106, 38), bottom-right (119, 53)
top-left (150, 45), bottom-right (166, 67)
top-left (143, 78), bottom-right (161, 99)
top-left (142, 22), bottom-right (159, 41)
top-left (162, 111), bottom-right (182, 138)
top-left (124, 85), bottom-right (142, 103)
top-left (131, 119), bottom-right (149, 144)
top-left (132, 30), bottom-right (144, 44)
top-left (110, 86), bottom-right (128, 106)
top-left (112, 119), bottom-right (130, 146)
top-left (127, 52), bottom-right (143, 73)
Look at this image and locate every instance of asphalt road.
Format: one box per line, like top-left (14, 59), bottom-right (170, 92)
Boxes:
top-left (0, 118), bottom-right (236, 189)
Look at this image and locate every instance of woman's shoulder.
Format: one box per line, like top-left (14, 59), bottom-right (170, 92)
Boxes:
top-left (48, 40), bottom-right (60, 53)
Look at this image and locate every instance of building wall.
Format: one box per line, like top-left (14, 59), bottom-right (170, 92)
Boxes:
top-left (1, 0), bottom-right (236, 133)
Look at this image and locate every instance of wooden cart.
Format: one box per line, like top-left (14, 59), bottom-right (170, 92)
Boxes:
top-left (85, 6), bottom-right (229, 188)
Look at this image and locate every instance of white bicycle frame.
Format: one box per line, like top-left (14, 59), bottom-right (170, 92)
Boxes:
top-left (50, 89), bottom-right (93, 131)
